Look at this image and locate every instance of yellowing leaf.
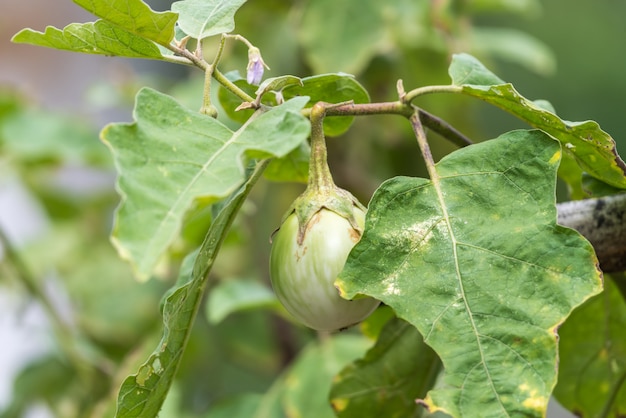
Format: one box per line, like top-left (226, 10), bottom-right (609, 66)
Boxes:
top-left (337, 130), bottom-right (603, 417)
top-left (101, 88), bottom-right (309, 280)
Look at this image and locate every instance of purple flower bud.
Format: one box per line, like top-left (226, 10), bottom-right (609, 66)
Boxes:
top-left (247, 47), bottom-right (266, 86)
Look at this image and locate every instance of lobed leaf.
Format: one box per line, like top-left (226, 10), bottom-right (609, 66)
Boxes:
top-left (449, 53), bottom-right (626, 190)
top-left (336, 130), bottom-right (603, 417)
top-left (283, 73), bottom-right (370, 137)
top-left (12, 21), bottom-right (164, 59)
top-left (330, 317), bottom-right (440, 418)
top-left (73, 0), bottom-right (177, 45)
top-left (101, 88), bottom-right (309, 280)
top-left (553, 275), bottom-right (626, 417)
top-left (172, 0), bottom-right (248, 40)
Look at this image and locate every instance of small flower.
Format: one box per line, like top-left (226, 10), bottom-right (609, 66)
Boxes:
top-left (246, 47), bottom-right (268, 86)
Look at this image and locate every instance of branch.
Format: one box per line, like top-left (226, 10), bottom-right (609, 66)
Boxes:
top-left (557, 193), bottom-right (626, 273)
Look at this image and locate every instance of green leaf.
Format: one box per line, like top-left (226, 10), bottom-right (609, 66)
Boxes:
top-left (330, 317), bottom-right (440, 418)
top-left (255, 75), bottom-right (303, 98)
top-left (172, 0), bottom-right (248, 40)
top-left (468, 0), bottom-right (542, 17)
top-left (206, 279), bottom-right (280, 324)
top-left (73, 0), bottom-right (177, 45)
top-left (12, 21), bottom-right (164, 59)
top-left (205, 394), bottom-right (269, 418)
top-left (264, 142), bottom-right (310, 183)
top-left (336, 130), bottom-right (603, 417)
top-left (201, 335), bottom-right (370, 418)
top-left (449, 53), bottom-right (626, 189)
top-left (115, 160), bottom-right (267, 418)
top-left (299, 0), bottom-right (387, 75)
top-left (553, 275), bottom-right (626, 417)
top-left (101, 88), bottom-right (309, 280)
top-left (282, 335), bottom-right (371, 418)
top-left (1, 108), bottom-right (109, 165)
top-left (283, 73), bottom-right (370, 137)
top-left (448, 53), bottom-right (505, 86)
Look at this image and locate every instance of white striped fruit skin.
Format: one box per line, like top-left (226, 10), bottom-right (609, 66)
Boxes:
top-left (270, 207), bottom-right (379, 331)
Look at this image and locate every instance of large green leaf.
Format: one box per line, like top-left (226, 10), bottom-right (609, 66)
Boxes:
top-left (101, 88), bottom-right (309, 280)
top-left (172, 0), bottom-right (248, 40)
top-left (72, 0), bottom-right (177, 45)
top-left (283, 73), bottom-right (370, 137)
top-left (12, 0), bottom-right (178, 57)
top-left (201, 334), bottom-right (370, 418)
top-left (12, 21), bottom-right (164, 59)
top-left (330, 317), bottom-right (440, 418)
top-left (281, 335), bottom-right (371, 418)
top-left (115, 160), bottom-right (267, 417)
top-left (449, 53), bottom-right (626, 189)
top-left (553, 275), bottom-right (626, 417)
top-left (298, 0), bottom-right (388, 75)
top-left (336, 130), bottom-right (603, 417)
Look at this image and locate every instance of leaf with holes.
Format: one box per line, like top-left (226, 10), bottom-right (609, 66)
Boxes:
top-left (12, 21), bottom-right (165, 59)
top-left (101, 88), bottom-right (309, 280)
top-left (336, 129), bottom-right (603, 417)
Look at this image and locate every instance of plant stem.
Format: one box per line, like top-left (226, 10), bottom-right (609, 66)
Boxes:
top-left (320, 101), bottom-right (413, 118)
top-left (199, 36), bottom-right (228, 117)
top-left (312, 101), bottom-right (472, 148)
top-left (165, 42), bottom-right (208, 71)
top-left (418, 109), bottom-right (473, 148)
top-left (213, 68), bottom-right (255, 102)
top-left (403, 85), bottom-right (463, 103)
top-left (308, 102), bottom-right (335, 192)
top-left (165, 42), bottom-right (255, 103)
top-left (410, 108), bottom-right (438, 178)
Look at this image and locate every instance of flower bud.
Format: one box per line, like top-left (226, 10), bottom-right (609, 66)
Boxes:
top-left (246, 47), bottom-right (267, 86)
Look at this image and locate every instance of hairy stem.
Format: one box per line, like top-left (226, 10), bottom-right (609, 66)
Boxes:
top-left (403, 85), bottom-right (463, 103)
top-left (310, 101), bottom-right (473, 148)
top-left (308, 102), bottom-right (335, 192)
top-left (200, 36), bottom-right (228, 117)
top-left (165, 42), bottom-right (254, 103)
top-left (213, 68), bottom-right (255, 102)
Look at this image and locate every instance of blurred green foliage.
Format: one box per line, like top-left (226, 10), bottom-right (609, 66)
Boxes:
top-left (1, 0), bottom-right (625, 417)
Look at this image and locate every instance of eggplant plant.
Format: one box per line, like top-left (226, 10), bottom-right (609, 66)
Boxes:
top-left (4, 0), bottom-right (626, 417)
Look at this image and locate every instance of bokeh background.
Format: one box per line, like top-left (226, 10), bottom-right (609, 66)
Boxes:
top-left (1, 0), bottom-right (625, 417)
